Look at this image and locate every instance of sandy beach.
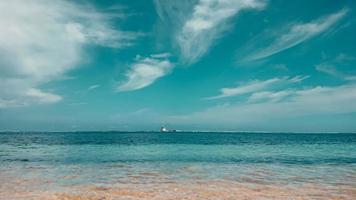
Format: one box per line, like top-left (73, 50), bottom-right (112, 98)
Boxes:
top-left (1, 175), bottom-right (355, 200)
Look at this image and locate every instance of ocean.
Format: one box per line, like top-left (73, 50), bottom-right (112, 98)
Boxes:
top-left (0, 132), bottom-right (355, 199)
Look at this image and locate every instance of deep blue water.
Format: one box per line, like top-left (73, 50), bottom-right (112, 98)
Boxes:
top-left (0, 132), bottom-right (355, 186)
top-left (1, 131), bottom-right (356, 145)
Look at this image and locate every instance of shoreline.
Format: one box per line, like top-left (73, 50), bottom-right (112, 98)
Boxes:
top-left (1, 178), bottom-right (355, 200)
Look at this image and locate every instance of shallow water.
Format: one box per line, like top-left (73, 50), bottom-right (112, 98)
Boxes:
top-left (0, 132), bottom-right (355, 199)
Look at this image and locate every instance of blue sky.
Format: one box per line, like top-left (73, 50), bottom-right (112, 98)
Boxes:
top-left (0, 0), bottom-right (356, 132)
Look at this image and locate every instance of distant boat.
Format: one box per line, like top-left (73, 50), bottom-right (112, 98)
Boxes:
top-left (160, 126), bottom-right (169, 133)
top-left (160, 126), bottom-right (176, 133)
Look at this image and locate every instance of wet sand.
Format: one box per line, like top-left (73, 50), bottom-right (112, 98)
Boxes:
top-left (1, 176), bottom-right (355, 200)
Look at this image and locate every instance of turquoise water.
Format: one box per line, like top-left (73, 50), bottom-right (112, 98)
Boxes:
top-left (1, 132), bottom-right (355, 188)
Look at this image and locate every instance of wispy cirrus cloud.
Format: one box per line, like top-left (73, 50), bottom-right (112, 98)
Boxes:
top-left (170, 83), bottom-right (356, 131)
top-left (154, 0), bottom-right (266, 64)
top-left (316, 54), bottom-right (356, 81)
top-left (0, 0), bottom-right (138, 108)
top-left (87, 84), bottom-right (101, 91)
top-left (316, 64), bottom-right (356, 81)
top-left (242, 9), bottom-right (348, 62)
top-left (248, 90), bottom-right (293, 102)
top-left (206, 76), bottom-right (308, 100)
top-left (117, 53), bottom-right (174, 92)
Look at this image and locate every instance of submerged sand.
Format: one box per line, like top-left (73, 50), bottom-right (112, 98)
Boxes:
top-left (1, 177), bottom-right (355, 200)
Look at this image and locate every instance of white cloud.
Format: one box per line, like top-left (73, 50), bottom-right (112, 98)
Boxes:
top-left (290, 75), bottom-right (310, 83)
top-left (206, 76), bottom-right (308, 100)
top-left (0, 79), bottom-right (62, 108)
top-left (0, 0), bottom-right (137, 108)
top-left (170, 84), bottom-right (356, 130)
top-left (117, 53), bottom-right (174, 91)
top-left (155, 0), bottom-right (266, 64)
top-left (248, 90), bottom-right (293, 102)
top-left (316, 64), bottom-right (355, 80)
top-left (316, 54), bottom-right (356, 81)
top-left (150, 53), bottom-right (172, 59)
top-left (243, 9), bottom-right (348, 61)
top-left (87, 84), bottom-right (101, 91)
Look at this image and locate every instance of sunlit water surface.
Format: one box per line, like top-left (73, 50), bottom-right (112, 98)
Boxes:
top-left (0, 132), bottom-right (355, 199)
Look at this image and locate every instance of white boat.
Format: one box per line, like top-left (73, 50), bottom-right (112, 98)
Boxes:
top-left (160, 126), bottom-right (169, 133)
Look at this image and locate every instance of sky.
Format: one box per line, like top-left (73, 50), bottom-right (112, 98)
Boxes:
top-left (0, 0), bottom-right (356, 132)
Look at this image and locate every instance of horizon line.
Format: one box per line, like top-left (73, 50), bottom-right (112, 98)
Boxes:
top-left (0, 130), bottom-right (355, 134)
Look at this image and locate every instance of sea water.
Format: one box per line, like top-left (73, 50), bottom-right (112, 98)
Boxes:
top-left (0, 132), bottom-right (355, 199)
